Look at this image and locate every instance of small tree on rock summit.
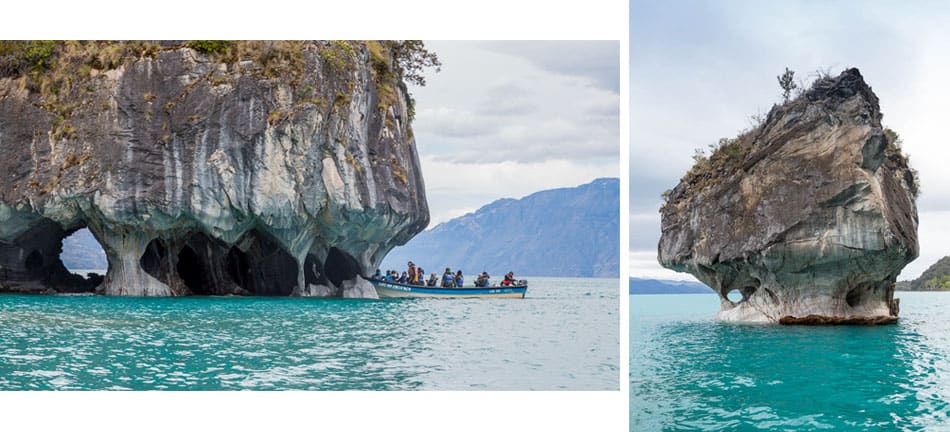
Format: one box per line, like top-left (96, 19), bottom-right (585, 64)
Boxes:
top-left (777, 67), bottom-right (798, 102)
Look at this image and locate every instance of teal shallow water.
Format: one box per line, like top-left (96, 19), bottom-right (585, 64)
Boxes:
top-left (631, 292), bottom-right (950, 430)
top-left (0, 277), bottom-right (618, 390)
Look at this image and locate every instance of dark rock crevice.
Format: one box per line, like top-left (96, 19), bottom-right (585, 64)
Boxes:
top-left (325, 247), bottom-right (362, 288)
top-left (230, 230), bottom-right (298, 296)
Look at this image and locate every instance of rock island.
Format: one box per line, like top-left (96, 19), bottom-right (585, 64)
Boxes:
top-left (658, 68), bottom-right (918, 324)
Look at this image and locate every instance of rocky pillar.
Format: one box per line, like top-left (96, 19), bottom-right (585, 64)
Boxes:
top-left (91, 225), bottom-right (170, 296)
top-left (341, 275), bottom-right (378, 299)
top-left (292, 243), bottom-right (338, 297)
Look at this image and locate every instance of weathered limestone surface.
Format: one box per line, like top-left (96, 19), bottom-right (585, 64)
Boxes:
top-left (0, 42), bottom-right (428, 296)
top-left (658, 68), bottom-right (918, 323)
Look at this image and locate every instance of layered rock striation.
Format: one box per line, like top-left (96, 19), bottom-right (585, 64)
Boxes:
top-left (658, 68), bottom-right (918, 323)
top-left (0, 41), bottom-right (429, 297)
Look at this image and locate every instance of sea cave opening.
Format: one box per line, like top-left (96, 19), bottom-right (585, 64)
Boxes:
top-left (176, 244), bottom-right (210, 295)
top-left (223, 230), bottom-right (297, 296)
top-left (846, 282), bottom-right (878, 308)
top-left (726, 288), bottom-right (745, 303)
top-left (24, 250), bottom-right (43, 272)
top-left (140, 238), bottom-right (169, 284)
top-left (59, 227), bottom-right (107, 280)
top-left (324, 247), bottom-right (361, 288)
top-left (136, 230), bottom-right (302, 297)
top-left (242, 230), bottom-right (297, 296)
top-left (304, 253), bottom-right (330, 287)
top-left (226, 246), bottom-right (251, 289)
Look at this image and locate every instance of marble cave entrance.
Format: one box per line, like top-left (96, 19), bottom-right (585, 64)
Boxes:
top-left (32, 222), bottom-right (369, 298)
top-left (324, 247), bottom-right (361, 288)
top-left (726, 288), bottom-right (744, 303)
top-left (0, 222), bottom-right (106, 294)
top-left (139, 230), bottom-right (299, 296)
top-left (59, 228), bottom-right (108, 279)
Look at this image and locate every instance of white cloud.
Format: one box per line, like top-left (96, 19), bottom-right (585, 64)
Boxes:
top-left (629, 250), bottom-right (697, 281)
top-left (420, 156), bottom-right (618, 229)
top-left (479, 41), bottom-right (620, 93)
top-left (474, 83), bottom-right (536, 116)
top-left (429, 206), bottom-right (478, 228)
top-left (412, 41), bottom-right (619, 165)
top-left (630, 211), bottom-right (661, 250)
top-left (415, 107), bottom-right (490, 139)
top-left (899, 210), bottom-right (950, 281)
top-left (399, 41), bottom-right (619, 231)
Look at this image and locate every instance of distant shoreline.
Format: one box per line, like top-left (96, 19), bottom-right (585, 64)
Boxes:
top-left (895, 289), bottom-right (950, 293)
top-left (629, 278), bottom-right (712, 295)
top-left (66, 269), bottom-right (106, 275)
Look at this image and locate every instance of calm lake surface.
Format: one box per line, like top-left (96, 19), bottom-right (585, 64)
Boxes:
top-left (0, 277), bottom-right (617, 390)
top-left (631, 292), bottom-right (950, 430)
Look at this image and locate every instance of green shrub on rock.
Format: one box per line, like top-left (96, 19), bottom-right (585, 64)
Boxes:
top-left (186, 40), bottom-right (233, 55)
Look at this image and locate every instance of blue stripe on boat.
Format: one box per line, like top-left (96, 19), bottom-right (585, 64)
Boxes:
top-left (370, 280), bottom-right (526, 295)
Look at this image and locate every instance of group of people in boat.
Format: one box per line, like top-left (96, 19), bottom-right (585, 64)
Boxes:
top-left (371, 261), bottom-right (520, 288)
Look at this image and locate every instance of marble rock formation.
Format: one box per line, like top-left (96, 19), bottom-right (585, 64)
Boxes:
top-left (658, 68), bottom-right (918, 323)
top-left (0, 41), bottom-right (428, 297)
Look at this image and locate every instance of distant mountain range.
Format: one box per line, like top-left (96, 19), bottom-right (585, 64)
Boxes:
top-left (382, 178), bottom-right (619, 278)
top-left (629, 278), bottom-right (712, 294)
top-left (61, 228), bottom-right (107, 270)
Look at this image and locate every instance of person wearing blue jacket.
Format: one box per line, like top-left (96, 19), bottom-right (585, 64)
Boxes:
top-left (455, 270), bottom-right (464, 287)
top-left (441, 267), bottom-right (455, 288)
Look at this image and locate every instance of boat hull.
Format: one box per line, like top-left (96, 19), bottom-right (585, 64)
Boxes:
top-left (370, 280), bottom-right (527, 299)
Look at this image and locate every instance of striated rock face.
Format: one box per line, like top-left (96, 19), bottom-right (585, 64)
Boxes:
top-left (0, 41), bottom-right (428, 297)
top-left (658, 68), bottom-right (918, 323)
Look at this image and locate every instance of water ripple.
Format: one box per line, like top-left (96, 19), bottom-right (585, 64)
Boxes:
top-left (631, 293), bottom-right (950, 430)
top-left (0, 277), bottom-right (617, 390)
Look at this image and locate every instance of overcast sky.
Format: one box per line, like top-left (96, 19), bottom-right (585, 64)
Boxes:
top-left (631, 1), bottom-right (950, 281)
top-left (412, 41), bottom-right (619, 226)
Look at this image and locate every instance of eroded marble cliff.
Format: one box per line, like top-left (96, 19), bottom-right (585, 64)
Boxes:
top-left (0, 41), bottom-right (429, 297)
top-left (658, 68), bottom-right (918, 323)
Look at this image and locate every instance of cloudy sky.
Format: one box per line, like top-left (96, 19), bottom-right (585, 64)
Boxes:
top-left (631, 1), bottom-right (950, 281)
top-left (410, 41), bottom-right (619, 226)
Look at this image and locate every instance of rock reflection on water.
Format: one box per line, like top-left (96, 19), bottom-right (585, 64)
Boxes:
top-left (631, 292), bottom-right (950, 430)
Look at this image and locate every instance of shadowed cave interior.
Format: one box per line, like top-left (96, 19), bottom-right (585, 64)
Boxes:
top-left (139, 230), bottom-right (312, 296)
top-left (0, 217), bottom-right (367, 296)
top-left (0, 222), bottom-right (102, 293)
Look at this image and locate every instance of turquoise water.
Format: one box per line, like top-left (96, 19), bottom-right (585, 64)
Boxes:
top-left (0, 277), bottom-right (617, 390)
top-left (631, 292), bottom-right (950, 430)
